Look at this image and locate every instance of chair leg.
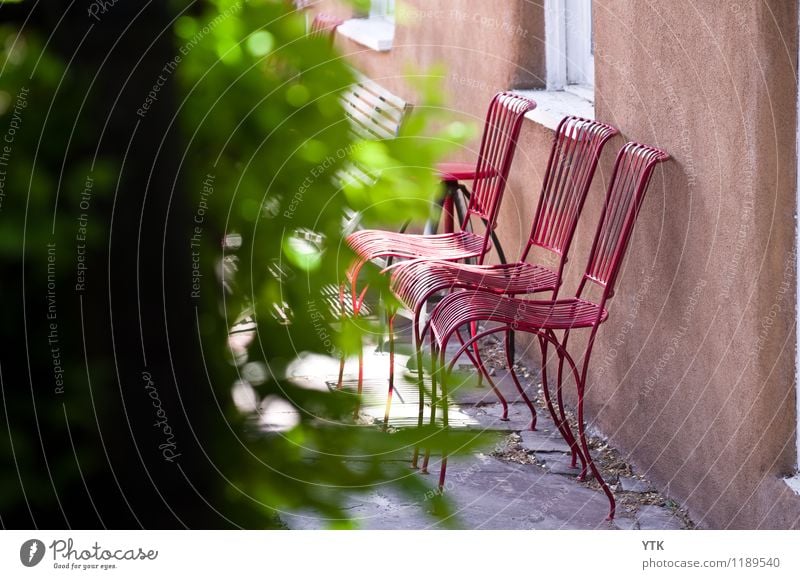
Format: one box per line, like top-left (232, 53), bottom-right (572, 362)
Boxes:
top-left (555, 346), bottom-right (586, 476)
top-left (438, 345), bottom-right (449, 492)
top-left (469, 321), bottom-right (484, 388)
top-left (352, 347), bottom-right (364, 420)
top-left (539, 336), bottom-right (584, 471)
top-left (350, 269), bottom-right (370, 397)
top-left (421, 342), bottom-right (438, 475)
top-left (337, 283), bottom-right (346, 390)
top-left (383, 312), bottom-right (396, 429)
top-left (410, 306), bottom-right (429, 469)
top-left (455, 327), bottom-right (508, 420)
top-left (504, 330), bottom-right (537, 431)
top-left (576, 376), bottom-right (615, 520)
top-left (410, 340), bottom-right (424, 469)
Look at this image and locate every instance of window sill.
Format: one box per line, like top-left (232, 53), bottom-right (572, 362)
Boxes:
top-left (337, 18), bottom-right (394, 52)
top-left (785, 474), bottom-right (800, 496)
top-left (513, 88), bottom-right (595, 131)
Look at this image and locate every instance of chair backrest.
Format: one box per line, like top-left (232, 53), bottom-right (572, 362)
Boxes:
top-left (341, 73), bottom-right (411, 141)
top-left (580, 142), bottom-right (670, 300)
top-left (523, 116), bottom-right (617, 275)
top-left (309, 12), bottom-right (342, 43)
top-left (336, 75), bottom-right (412, 233)
top-left (463, 92), bottom-right (536, 236)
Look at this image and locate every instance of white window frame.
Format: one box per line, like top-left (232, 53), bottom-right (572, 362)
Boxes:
top-left (520, 0), bottom-right (594, 131)
top-left (369, 0), bottom-right (395, 22)
top-left (337, 0), bottom-right (395, 51)
top-left (544, 0), bottom-right (594, 93)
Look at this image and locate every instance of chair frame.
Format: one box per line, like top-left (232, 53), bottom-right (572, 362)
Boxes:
top-left (340, 92), bottom-right (536, 400)
top-left (385, 117), bottom-right (618, 465)
top-left (426, 142), bottom-right (670, 520)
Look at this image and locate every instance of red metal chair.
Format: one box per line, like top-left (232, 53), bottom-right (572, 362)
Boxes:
top-left (386, 117), bottom-right (618, 457)
top-left (425, 142), bottom-right (670, 520)
top-left (309, 12), bottom-right (342, 41)
top-left (340, 92), bottom-right (536, 394)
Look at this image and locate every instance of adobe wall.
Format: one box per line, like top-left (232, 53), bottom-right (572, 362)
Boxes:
top-left (318, 0), bottom-right (800, 528)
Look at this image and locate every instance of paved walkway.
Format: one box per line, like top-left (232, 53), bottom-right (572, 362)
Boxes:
top-left (282, 336), bottom-right (689, 530)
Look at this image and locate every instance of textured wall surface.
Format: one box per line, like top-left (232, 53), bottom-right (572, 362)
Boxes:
top-left (317, 0), bottom-right (800, 528)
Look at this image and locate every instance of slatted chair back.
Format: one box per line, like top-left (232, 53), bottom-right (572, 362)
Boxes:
top-left (341, 74), bottom-right (411, 141)
top-left (523, 117), bottom-right (617, 279)
top-left (581, 142), bottom-right (670, 300)
top-left (335, 74), bottom-right (412, 196)
top-left (464, 92), bottom-right (535, 237)
top-left (309, 12), bottom-right (342, 42)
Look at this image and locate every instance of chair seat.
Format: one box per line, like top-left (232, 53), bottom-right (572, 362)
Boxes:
top-left (429, 290), bottom-right (608, 344)
top-left (346, 229), bottom-right (489, 265)
top-left (436, 162), bottom-right (496, 182)
top-left (390, 259), bottom-right (560, 312)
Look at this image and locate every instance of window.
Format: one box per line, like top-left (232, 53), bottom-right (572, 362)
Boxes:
top-left (337, 0), bottom-right (395, 52)
top-left (545, 0), bottom-right (594, 92)
top-left (520, 0), bottom-right (594, 130)
top-left (369, 0), bottom-right (395, 22)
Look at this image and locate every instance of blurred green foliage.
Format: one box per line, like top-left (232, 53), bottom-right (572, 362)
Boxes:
top-left (0, 0), bottom-right (492, 528)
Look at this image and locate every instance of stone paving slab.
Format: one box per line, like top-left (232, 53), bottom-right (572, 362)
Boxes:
top-left (283, 454), bottom-right (635, 530)
top-left (461, 402), bottom-right (537, 432)
top-left (450, 369), bottom-right (538, 406)
top-left (619, 476), bottom-right (656, 494)
top-left (519, 429), bottom-right (573, 454)
top-left (536, 453), bottom-right (583, 476)
top-left (636, 505), bottom-right (685, 530)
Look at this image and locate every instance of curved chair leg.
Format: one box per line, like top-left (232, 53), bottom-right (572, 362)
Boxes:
top-left (420, 341), bottom-right (438, 475)
top-left (432, 325), bottom-right (508, 491)
top-left (337, 283), bottom-right (347, 390)
top-left (410, 337), bottom-right (425, 469)
top-left (383, 311), bottom-right (396, 429)
top-left (553, 335), bottom-right (615, 520)
top-left (553, 331), bottom-right (585, 476)
top-left (538, 335), bottom-right (584, 471)
top-left (454, 327), bottom-right (509, 420)
top-left (409, 305), bottom-right (429, 469)
top-left (437, 343), bottom-right (449, 492)
top-left (469, 321), bottom-right (484, 388)
top-left (504, 330), bottom-right (537, 431)
top-left (576, 373), bottom-right (615, 520)
top-left (347, 259), bottom-right (371, 419)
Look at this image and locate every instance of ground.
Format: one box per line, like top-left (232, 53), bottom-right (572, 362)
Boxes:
top-left (276, 319), bottom-right (695, 530)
